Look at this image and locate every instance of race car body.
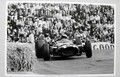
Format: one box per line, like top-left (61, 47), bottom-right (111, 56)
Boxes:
top-left (35, 37), bottom-right (92, 61)
top-left (51, 39), bottom-right (80, 57)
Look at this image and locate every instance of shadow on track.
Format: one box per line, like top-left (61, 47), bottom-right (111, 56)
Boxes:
top-left (51, 56), bottom-right (86, 60)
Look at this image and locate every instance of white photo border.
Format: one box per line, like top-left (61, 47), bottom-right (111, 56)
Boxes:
top-left (5, 0), bottom-right (116, 76)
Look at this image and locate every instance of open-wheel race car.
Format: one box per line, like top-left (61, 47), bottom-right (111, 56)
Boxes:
top-left (35, 35), bottom-right (92, 61)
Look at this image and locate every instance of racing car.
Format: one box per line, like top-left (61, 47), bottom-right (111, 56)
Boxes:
top-left (35, 35), bottom-right (92, 61)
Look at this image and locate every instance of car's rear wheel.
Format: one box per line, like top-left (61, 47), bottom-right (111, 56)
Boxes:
top-left (42, 44), bottom-right (50, 61)
top-left (84, 40), bottom-right (92, 58)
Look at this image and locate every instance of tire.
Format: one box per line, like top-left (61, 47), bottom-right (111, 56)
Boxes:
top-left (84, 40), bottom-right (92, 58)
top-left (42, 44), bottom-right (50, 61)
top-left (49, 46), bottom-right (53, 54)
top-left (35, 40), bottom-right (45, 58)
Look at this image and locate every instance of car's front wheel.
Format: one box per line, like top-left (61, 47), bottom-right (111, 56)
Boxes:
top-left (84, 40), bottom-right (92, 58)
top-left (35, 40), bottom-right (45, 58)
top-left (42, 44), bottom-right (50, 61)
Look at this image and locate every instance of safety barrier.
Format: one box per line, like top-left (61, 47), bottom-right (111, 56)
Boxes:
top-left (91, 42), bottom-right (114, 50)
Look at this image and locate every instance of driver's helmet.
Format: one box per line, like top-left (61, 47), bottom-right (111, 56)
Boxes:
top-left (38, 34), bottom-right (44, 40)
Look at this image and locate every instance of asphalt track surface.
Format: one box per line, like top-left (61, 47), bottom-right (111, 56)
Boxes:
top-left (33, 50), bottom-right (114, 74)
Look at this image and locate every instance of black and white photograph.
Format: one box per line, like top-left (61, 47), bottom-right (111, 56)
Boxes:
top-left (6, 1), bottom-right (115, 76)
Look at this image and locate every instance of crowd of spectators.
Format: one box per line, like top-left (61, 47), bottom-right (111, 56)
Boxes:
top-left (7, 3), bottom-right (114, 44)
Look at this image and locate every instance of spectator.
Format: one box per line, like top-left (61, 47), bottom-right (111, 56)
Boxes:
top-left (7, 3), bottom-right (114, 44)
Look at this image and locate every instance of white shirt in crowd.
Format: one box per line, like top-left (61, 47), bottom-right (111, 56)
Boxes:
top-left (28, 33), bottom-right (35, 44)
top-left (27, 33), bottom-right (35, 53)
top-left (56, 21), bottom-right (62, 29)
top-left (38, 20), bottom-right (45, 27)
top-left (103, 30), bottom-right (108, 35)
